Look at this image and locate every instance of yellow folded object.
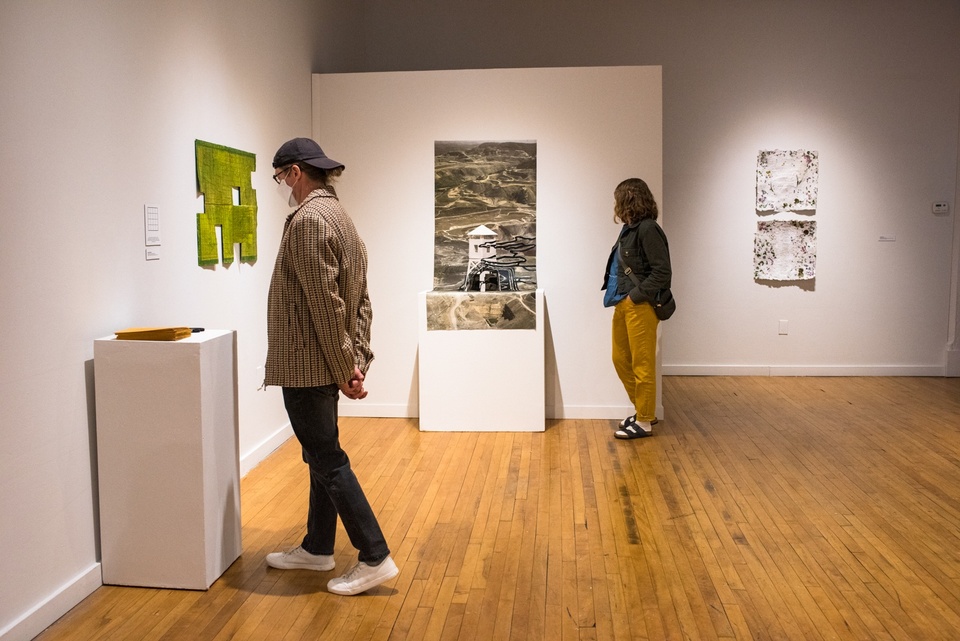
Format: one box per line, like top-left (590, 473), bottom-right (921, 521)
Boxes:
top-left (115, 327), bottom-right (193, 341)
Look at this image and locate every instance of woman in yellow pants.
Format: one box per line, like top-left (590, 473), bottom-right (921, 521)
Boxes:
top-left (600, 178), bottom-right (672, 439)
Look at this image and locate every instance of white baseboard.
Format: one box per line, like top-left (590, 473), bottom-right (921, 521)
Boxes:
top-left (947, 349), bottom-right (960, 377)
top-left (339, 403), bottom-right (668, 422)
top-left (662, 364), bottom-right (946, 376)
top-left (239, 424), bottom-right (294, 477)
top-left (0, 564), bottom-right (101, 641)
top-left (548, 405), bottom-right (632, 420)
top-left (662, 365), bottom-right (773, 376)
top-left (546, 404), bottom-right (666, 421)
top-left (339, 402), bottom-right (415, 418)
top-left (340, 405), bottom-right (672, 423)
top-left (339, 404), bottom-right (669, 422)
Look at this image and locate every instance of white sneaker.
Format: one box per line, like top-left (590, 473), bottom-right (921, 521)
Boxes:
top-left (266, 546), bottom-right (335, 571)
top-left (327, 556), bottom-right (399, 595)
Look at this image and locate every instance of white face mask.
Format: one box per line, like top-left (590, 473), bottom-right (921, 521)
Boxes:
top-left (276, 174), bottom-right (298, 207)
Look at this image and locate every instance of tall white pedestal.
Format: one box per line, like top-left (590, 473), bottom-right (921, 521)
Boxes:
top-left (93, 329), bottom-right (241, 590)
top-left (419, 290), bottom-right (545, 431)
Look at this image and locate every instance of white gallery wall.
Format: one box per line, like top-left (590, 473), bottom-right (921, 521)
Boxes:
top-left (0, 2), bottom-right (337, 639)
top-left (321, 0), bottom-right (960, 376)
top-left (313, 67), bottom-right (663, 420)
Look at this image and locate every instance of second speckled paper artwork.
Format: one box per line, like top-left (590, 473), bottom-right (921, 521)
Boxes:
top-left (753, 220), bottom-right (817, 281)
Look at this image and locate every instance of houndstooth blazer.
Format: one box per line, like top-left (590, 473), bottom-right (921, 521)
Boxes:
top-left (264, 187), bottom-right (373, 388)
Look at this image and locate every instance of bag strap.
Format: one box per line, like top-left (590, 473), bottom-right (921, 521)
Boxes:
top-left (616, 243), bottom-right (642, 288)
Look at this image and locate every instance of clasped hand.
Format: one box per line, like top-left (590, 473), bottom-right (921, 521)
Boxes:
top-left (339, 366), bottom-right (368, 400)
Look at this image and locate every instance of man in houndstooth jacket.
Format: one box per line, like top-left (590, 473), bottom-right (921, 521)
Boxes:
top-left (263, 138), bottom-right (398, 596)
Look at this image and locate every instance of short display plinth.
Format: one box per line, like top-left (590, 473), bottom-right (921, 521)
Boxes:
top-left (418, 290), bottom-right (545, 431)
top-left (93, 329), bottom-right (241, 590)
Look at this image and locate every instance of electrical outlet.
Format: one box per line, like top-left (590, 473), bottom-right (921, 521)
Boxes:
top-left (933, 202), bottom-right (949, 215)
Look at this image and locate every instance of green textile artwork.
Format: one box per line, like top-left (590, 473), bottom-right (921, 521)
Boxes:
top-left (195, 139), bottom-right (258, 266)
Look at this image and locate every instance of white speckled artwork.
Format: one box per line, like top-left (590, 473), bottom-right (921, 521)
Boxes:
top-left (756, 149), bottom-right (819, 212)
top-left (754, 220), bottom-right (817, 281)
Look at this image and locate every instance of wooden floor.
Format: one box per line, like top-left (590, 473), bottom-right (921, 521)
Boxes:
top-left (35, 376), bottom-right (960, 640)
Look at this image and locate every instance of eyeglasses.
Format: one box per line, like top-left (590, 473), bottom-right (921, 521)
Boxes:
top-left (272, 166), bottom-right (292, 184)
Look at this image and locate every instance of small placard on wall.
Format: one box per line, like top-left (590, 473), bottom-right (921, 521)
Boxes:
top-left (144, 204), bottom-right (161, 246)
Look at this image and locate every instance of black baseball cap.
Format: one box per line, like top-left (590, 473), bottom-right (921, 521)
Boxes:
top-left (272, 137), bottom-right (345, 170)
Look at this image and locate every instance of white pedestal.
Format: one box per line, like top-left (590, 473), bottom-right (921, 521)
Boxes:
top-left (418, 290), bottom-right (545, 431)
top-left (93, 330), bottom-right (241, 589)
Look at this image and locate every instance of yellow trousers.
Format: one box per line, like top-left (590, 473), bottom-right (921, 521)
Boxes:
top-left (611, 297), bottom-right (659, 422)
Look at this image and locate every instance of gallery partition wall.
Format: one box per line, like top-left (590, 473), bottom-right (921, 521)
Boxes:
top-left (312, 66), bottom-right (664, 422)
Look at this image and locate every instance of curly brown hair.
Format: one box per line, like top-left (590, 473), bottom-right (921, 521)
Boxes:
top-left (613, 178), bottom-right (658, 225)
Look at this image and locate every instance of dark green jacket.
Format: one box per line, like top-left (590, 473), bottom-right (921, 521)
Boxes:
top-left (602, 218), bottom-right (672, 305)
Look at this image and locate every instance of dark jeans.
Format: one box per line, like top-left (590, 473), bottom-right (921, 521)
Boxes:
top-left (282, 385), bottom-right (389, 565)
